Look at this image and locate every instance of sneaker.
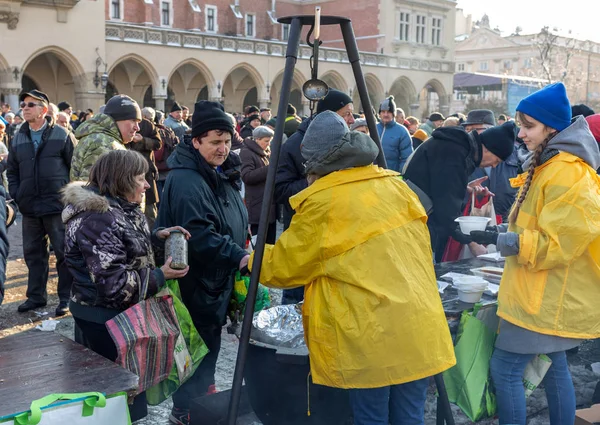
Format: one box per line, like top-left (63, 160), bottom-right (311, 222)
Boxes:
top-left (55, 301), bottom-right (69, 317)
top-left (17, 300), bottom-right (47, 313)
top-left (169, 407), bottom-right (190, 425)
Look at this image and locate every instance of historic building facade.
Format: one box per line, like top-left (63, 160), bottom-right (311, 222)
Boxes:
top-left (454, 14), bottom-right (600, 110)
top-left (1, 0), bottom-right (458, 119)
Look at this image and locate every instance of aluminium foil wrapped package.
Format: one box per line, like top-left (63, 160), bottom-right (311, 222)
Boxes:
top-left (251, 303), bottom-right (307, 349)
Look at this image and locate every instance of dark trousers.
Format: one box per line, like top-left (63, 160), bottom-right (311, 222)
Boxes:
top-left (73, 317), bottom-right (148, 422)
top-left (172, 323), bottom-right (222, 410)
top-left (282, 287), bottom-right (304, 305)
top-left (250, 222), bottom-right (277, 245)
top-left (22, 214), bottom-right (72, 304)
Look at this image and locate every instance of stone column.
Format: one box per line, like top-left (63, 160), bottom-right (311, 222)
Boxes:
top-left (259, 98), bottom-right (270, 109)
top-left (301, 99), bottom-right (311, 117)
top-left (2, 88), bottom-right (21, 113)
top-left (153, 96), bottom-right (166, 112)
top-left (74, 92), bottom-right (106, 113)
top-left (409, 103), bottom-right (420, 120)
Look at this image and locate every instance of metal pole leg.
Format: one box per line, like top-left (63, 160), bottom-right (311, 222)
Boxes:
top-left (434, 373), bottom-right (455, 425)
top-left (339, 20), bottom-right (387, 169)
top-left (225, 16), bottom-right (304, 425)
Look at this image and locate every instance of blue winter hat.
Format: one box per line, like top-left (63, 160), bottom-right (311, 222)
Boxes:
top-left (516, 82), bottom-right (572, 131)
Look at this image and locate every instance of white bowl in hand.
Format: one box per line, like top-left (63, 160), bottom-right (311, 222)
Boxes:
top-left (455, 216), bottom-right (491, 235)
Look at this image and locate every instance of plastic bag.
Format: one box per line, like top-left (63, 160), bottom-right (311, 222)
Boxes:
top-left (443, 303), bottom-right (498, 421)
top-left (227, 271), bottom-right (271, 332)
top-left (145, 280), bottom-right (209, 405)
top-left (523, 354), bottom-right (552, 398)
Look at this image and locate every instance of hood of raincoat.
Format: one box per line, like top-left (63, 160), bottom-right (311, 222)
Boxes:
top-left (250, 165), bottom-right (456, 388)
top-left (522, 116), bottom-right (600, 170)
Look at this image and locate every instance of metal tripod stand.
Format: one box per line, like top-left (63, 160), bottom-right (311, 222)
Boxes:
top-left (226, 14), bottom-right (456, 425)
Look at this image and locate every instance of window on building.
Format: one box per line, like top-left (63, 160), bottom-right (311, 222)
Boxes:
top-left (111, 0), bottom-right (120, 19)
top-left (457, 63), bottom-right (465, 72)
top-left (398, 12), bottom-right (410, 41)
top-left (206, 5), bottom-right (217, 32)
top-left (246, 14), bottom-right (255, 37)
top-left (416, 15), bottom-right (426, 44)
top-left (523, 58), bottom-right (532, 68)
top-left (504, 60), bottom-right (512, 70)
top-left (431, 17), bottom-right (442, 46)
top-left (480, 61), bottom-right (489, 71)
top-left (282, 23), bottom-right (290, 41)
top-left (161, 1), bottom-right (171, 26)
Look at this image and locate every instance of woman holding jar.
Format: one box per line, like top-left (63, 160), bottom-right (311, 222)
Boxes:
top-left (470, 82), bottom-right (600, 425)
top-left (62, 150), bottom-right (189, 421)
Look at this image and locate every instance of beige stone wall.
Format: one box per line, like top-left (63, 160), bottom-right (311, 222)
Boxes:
top-left (0, 0), bottom-right (106, 110)
top-left (1, 0), bottom-right (457, 119)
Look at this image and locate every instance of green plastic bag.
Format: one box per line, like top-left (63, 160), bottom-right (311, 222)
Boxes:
top-left (146, 280), bottom-right (209, 405)
top-left (228, 271), bottom-right (271, 322)
top-left (443, 303), bottom-right (498, 421)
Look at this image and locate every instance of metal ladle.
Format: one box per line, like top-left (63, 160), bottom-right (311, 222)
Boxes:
top-left (302, 6), bottom-right (329, 109)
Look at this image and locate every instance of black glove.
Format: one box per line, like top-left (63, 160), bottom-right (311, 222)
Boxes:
top-left (452, 226), bottom-right (472, 244)
top-left (240, 265), bottom-right (250, 276)
top-left (470, 230), bottom-right (499, 245)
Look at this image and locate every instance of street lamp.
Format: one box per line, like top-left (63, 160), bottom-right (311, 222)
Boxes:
top-left (266, 82), bottom-right (270, 93)
top-left (93, 48), bottom-right (108, 90)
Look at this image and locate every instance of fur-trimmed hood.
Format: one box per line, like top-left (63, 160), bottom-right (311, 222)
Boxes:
top-left (61, 182), bottom-right (110, 224)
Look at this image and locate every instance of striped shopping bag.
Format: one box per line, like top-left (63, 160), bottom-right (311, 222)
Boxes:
top-left (106, 294), bottom-right (180, 395)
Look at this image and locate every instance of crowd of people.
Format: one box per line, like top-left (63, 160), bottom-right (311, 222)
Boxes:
top-left (0, 81), bottom-right (599, 425)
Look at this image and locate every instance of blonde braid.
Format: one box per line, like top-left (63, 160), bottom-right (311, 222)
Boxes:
top-left (508, 133), bottom-right (555, 224)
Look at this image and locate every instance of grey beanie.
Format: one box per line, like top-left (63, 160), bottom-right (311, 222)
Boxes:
top-left (301, 111), bottom-right (379, 177)
top-left (350, 118), bottom-right (368, 131)
top-left (379, 96), bottom-right (397, 114)
top-left (252, 125), bottom-right (274, 139)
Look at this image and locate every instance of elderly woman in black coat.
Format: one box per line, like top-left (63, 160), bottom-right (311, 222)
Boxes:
top-left (240, 125), bottom-right (277, 244)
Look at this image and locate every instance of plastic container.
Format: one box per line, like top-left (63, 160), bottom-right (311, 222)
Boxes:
top-left (455, 216), bottom-right (491, 234)
top-left (165, 230), bottom-right (188, 270)
top-left (453, 276), bottom-right (488, 303)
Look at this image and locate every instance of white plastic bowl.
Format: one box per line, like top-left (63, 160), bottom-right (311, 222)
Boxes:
top-left (454, 276), bottom-right (488, 303)
top-left (455, 216), bottom-right (491, 234)
top-left (457, 288), bottom-right (485, 303)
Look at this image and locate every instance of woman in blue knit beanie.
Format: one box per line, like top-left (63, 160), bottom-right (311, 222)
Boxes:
top-left (470, 82), bottom-right (600, 424)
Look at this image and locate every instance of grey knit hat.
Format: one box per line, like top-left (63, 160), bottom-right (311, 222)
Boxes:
top-left (350, 118), bottom-right (368, 131)
top-left (301, 111), bottom-right (379, 177)
top-left (379, 96), bottom-right (397, 114)
top-left (252, 125), bottom-right (274, 139)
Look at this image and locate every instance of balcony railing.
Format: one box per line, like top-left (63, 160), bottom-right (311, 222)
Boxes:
top-left (105, 22), bottom-right (454, 73)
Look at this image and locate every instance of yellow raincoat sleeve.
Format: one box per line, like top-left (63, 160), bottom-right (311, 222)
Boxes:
top-left (248, 200), bottom-right (324, 288)
top-left (518, 177), bottom-right (600, 271)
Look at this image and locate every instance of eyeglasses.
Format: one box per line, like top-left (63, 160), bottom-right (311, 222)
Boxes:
top-left (20, 101), bottom-right (44, 108)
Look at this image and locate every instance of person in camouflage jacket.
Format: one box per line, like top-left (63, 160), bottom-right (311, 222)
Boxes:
top-left (71, 95), bottom-right (142, 181)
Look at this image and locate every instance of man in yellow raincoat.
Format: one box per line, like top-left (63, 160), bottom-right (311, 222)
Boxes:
top-left (250, 111), bottom-right (456, 424)
top-left (470, 82), bottom-right (600, 425)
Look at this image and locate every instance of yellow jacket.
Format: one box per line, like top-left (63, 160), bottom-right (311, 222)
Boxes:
top-left (250, 165), bottom-right (456, 389)
top-left (499, 152), bottom-right (600, 339)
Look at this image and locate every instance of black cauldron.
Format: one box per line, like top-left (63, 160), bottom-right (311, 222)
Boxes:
top-left (243, 339), bottom-right (353, 425)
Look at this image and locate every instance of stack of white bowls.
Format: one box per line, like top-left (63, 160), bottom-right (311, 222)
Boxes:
top-left (453, 276), bottom-right (489, 303)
